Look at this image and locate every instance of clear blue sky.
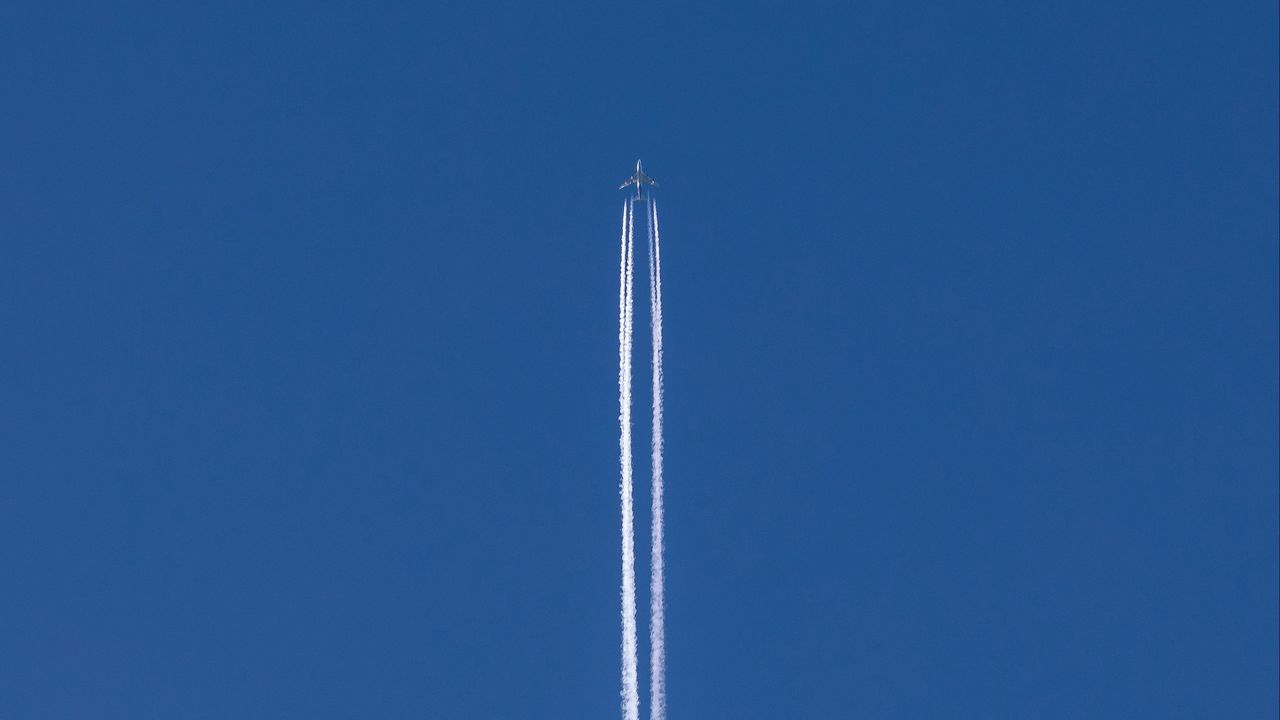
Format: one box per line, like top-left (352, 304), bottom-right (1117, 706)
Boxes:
top-left (2, 2), bottom-right (1276, 717)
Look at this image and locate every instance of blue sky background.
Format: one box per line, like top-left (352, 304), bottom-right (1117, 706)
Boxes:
top-left (2, 2), bottom-right (1276, 717)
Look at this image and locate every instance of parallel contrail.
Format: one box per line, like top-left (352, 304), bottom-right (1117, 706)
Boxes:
top-left (647, 198), bottom-right (667, 720)
top-left (618, 199), bottom-right (640, 720)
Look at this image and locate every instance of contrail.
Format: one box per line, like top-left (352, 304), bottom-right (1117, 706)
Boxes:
top-left (646, 198), bottom-right (667, 720)
top-left (618, 199), bottom-right (640, 720)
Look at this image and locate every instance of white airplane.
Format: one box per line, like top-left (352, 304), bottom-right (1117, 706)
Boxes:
top-left (619, 160), bottom-right (657, 197)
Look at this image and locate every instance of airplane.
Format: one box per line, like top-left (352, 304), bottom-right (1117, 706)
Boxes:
top-left (619, 160), bottom-right (657, 197)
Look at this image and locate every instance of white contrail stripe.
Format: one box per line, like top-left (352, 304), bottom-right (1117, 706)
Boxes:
top-left (647, 197), bottom-right (667, 720)
top-left (618, 199), bottom-right (640, 720)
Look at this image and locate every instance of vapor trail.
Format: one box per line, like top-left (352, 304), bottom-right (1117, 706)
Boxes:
top-left (647, 197), bottom-right (667, 720)
top-left (618, 199), bottom-right (640, 720)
